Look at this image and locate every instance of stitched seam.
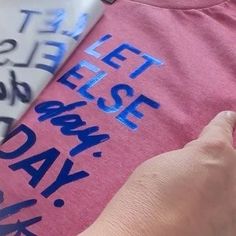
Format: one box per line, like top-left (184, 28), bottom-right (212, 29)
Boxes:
top-left (123, 0), bottom-right (231, 11)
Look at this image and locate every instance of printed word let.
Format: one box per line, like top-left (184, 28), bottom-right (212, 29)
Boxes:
top-left (0, 9), bottom-right (88, 74)
top-left (58, 34), bottom-right (162, 130)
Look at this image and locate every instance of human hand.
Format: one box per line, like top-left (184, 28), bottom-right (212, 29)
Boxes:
top-left (80, 111), bottom-right (236, 236)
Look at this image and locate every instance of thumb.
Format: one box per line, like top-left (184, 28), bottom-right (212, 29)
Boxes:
top-left (198, 111), bottom-right (236, 146)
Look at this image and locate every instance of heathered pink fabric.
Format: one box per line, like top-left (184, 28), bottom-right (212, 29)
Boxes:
top-left (0, 0), bottom-right (236, 235)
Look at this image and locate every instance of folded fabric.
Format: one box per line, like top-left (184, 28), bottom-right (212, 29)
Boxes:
top-left (0, 0), bottom-right (104, 142)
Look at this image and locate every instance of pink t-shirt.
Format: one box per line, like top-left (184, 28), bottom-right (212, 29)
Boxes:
top-left (0, 0), bottom-right (236, 235)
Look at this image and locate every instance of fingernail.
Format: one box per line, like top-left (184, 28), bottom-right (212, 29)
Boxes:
top-left (226, 111), bottom-right (236, 120)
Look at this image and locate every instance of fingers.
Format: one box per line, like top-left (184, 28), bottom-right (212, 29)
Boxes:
top-left (198, 111), bottom-right (236, 146)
